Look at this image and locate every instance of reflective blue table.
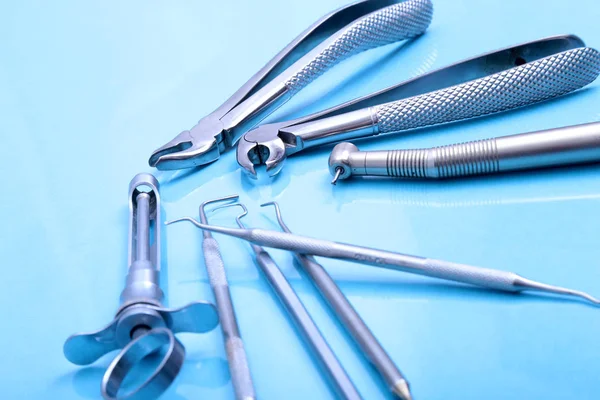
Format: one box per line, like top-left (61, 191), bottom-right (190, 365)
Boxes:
top-left (2, 0), bottom-right (599, 398)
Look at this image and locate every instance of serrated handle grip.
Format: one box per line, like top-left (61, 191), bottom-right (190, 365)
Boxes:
top-left (374, 47), bottom-right (600, 133)
top-left (251, 229), bottom-right (520, 292)
top-left (284, 0), bottom-right (433, 94)
top-left (202, 237), bottom-right (256, 400)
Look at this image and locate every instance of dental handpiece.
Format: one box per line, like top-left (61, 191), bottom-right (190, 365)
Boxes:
top-left (329, 121), bottom-right (600, 183)
top-left (261, 202), bottom-right (412, 400)
top-left (167, 218), bottom-right (600, 306)
top-left (200, 197), bottom-right (255, 400)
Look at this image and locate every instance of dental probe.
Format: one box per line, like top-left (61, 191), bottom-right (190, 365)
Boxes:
top-left (261, 202), bottom-right (412, 399)
top-left (200, 196), bottom-right (255, 400)
top-left (166, 217), bottom-right (600, 306)
top-left (207, 204), bottom-right (363, 400)
top-left (329, 121), bottom-right (600, 183)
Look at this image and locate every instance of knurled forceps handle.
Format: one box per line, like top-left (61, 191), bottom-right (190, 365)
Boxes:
top-left (149, 0), bottom-right (433, 169)
top-left (329, 121), bottom-right (600, 181)
top-left (237, 35), bottom-right (600, 176)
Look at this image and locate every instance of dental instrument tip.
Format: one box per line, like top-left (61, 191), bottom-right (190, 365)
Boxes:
top-left (165, 217), bottom-right (198, 226)
top-left (331, 167), bottom-right (343, 185)
top-left (393, 380), bottom-right (413, 400)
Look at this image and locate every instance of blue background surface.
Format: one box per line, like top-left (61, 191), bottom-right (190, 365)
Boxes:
top-left (2, 0), bottom-right (600, 399)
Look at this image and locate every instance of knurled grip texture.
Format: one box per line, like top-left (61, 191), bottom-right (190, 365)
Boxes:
top-left (386, 138), bottom-right (499, 177)
top-left (433, 139), bottom-right (499, 177)
top-left (375, 47), bottom-right (600, 133)
top-left (249, 230), bottom-right (519, 291)
top-left (424, 259), bottom-right (518, 292)
top-left (226, 337), bottom-right (256, 400)
top-left (203, 238), bottom-right (228, 287)
top-left (285, 0), bottom-right (433, 94)
top-left (386, 148), bottom-right (429, 177)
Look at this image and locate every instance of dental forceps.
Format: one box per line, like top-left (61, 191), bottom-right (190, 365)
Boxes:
top-left (199, 196), bottom-right (255, 400)
top-left (169, 205), bottom-right (364, 400)
top-left (237, 35), bottom-right (600, 177)
top-left (167, 212), bottom-right (600, 306)
top-left (261, 202), bottom-right (412, 399)
top-left (63, 174), bottom-right (219, 399)
top-left (149, 0), bottom-right (434, 170)
top-left (328, 121), bottom-right (600, 182)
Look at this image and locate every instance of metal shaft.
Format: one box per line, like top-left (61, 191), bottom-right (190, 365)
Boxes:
top-left (135, 193), bottom-right (151, 262)
top-left (167, 218), bottom-right (600, 306)
top-left (121, 174), bottom-right (163, 308)
top-left (200, 197), bottom-right (255, 400)
top-left (328, 122), bottom-right (600, 182)
top-left (249, 243), bottom-right (362, 400)
top-left (261, 203), bottom-right (412, 399)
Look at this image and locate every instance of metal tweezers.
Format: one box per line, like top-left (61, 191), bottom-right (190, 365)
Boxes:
top-left (149, 0), bottom-right (434, 170)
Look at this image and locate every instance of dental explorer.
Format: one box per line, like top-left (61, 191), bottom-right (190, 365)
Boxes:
top-left (329, 121), bottom-right (600, 183)
top-left (172, 204), bottom-right (364, 400)
top-left (63, 173), bottom-right (219, 399)
top-left (166, 216), bottom-right (600, 306)
top-left (199, 196), bottom-right (255, 400)
top-left (261, 202), bottom-right (412, 400)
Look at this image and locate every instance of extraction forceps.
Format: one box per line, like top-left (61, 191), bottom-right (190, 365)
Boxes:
top-left (261, 202), bottom-right (412, 399)
top-left (63, 174), bottom-right (219, 399)
top-left (328, 121), bottom-right (600, 182)
top-left (148, 0), bottom-right (434, 170)
top-left (237, 35), bottom-right (600, 177)
top-left (198, 196), bottom-right (255, 400)
top-left (167, 214), bottom-right (600, 306)
top-left (169, 205), bottom-right (364, 400)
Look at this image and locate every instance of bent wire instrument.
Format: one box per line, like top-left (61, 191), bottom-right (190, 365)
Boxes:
top-left (261, 202), bottom-right (412, 399)
top-left (63, 174), bottom-right (219, 399)
top-left (149, 0), bottom-right (434, 170)
top-left (206, 203), bottom-right (364, 400)
top-left (237, 35), bottom-right (600, 177)
top-left (167, 209), bottom-right (600, 307)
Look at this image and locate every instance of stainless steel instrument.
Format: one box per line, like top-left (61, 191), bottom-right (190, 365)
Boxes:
top-left (170, 205), bottom-right (365, 400)
top-left (199, 196), bottom-right (255, 400)
top-left (167, 215), bottom-right (600, 307)
top-left (329, 121), bottom-right (600, 182)
top-left (63, 173), bottom-right (219, 399)
top-left (237, 35), bottom-right (600, 177)
top-left (261, 202), bottom-right (412, 400)
top-left (149, 0), bottom-right (433, 170)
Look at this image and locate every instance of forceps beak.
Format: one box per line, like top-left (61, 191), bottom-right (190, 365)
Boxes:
top-left (149, 120), bottom-right (224, 170)
top-left (236, 133), bottom-right (287, 178)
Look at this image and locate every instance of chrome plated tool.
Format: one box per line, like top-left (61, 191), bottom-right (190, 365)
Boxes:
top-left (199, 196), bottom-right (255, 400)
top-left (149, 0), bottom-right (433, 170)
top-left (166, 216), bottom-right (600, 306)
top-left (63, 173), bottom-right (219, 399)
top-left (329, 121), bottom-right (600, 182)
top-left (169, 205), bottom-right (364, 400)
top-left (261, 202), bottom-right (411, 399)
top-left (238, 35), bottom-right (600, 177)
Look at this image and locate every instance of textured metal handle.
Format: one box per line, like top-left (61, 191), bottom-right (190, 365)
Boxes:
top-left (250, 229), bottom-right (520, 292)
top-left (285, 0), bottom-right (433, 94)
top-left (375, 47), bottom-right (600, 133)
top-left (423, 259), bottom-right (518, 292)
top-left (203, 238), bottom-right (229, 287)
top-left (385, 138), bottom-right (499, 178)
top-left (202, 238), bottom-right (256, 400)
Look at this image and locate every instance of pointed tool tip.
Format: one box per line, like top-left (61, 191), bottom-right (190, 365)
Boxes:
top-left (393, 380), bottom-right (413, 400)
